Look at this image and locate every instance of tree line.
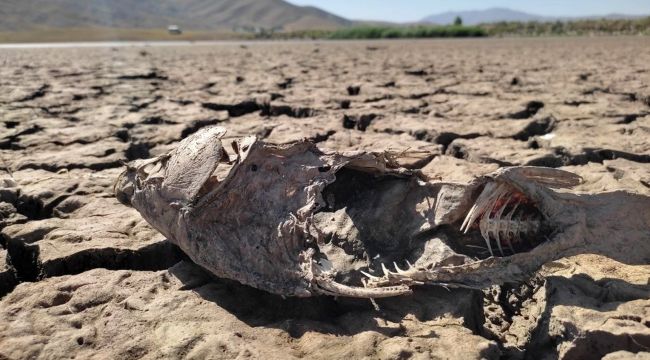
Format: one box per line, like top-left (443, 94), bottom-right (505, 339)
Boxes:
top-left (267, 16), bottom-right (650, 39)
top-left (483, 17), bottom-right (650, 36)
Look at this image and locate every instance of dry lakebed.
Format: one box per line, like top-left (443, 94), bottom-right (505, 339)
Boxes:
top-left (0, 37), bottom-right (649, 359)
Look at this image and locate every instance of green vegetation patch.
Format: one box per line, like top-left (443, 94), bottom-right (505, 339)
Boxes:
top-left (327, 25), bottom-right (487, 39)
top-left (483, 17), bottom-right (650, 36)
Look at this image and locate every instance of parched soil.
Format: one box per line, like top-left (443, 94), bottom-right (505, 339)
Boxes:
top-left (0, 37), bottom-right (649, 359)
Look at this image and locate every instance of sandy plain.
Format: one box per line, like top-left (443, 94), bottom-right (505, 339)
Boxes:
top-left (0, 37), bottom-right (649, 359)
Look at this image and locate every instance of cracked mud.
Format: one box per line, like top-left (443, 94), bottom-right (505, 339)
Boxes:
top-left (1, 38), bottom-right (649, 359)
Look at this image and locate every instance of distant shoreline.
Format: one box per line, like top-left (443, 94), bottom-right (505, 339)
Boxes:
top-left (2, 35), bottom-right (649, 49)
top-left (0, 41), bottom-right (237, 49)
top-left (1, 19), bottom-right (648, 45)
top-left (0, 28), bottom-right (250, 44)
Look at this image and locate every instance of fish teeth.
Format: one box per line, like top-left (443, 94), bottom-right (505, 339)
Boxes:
top-left (393, 262), bottom-right (407, 274)
top-left (381, 263), bottom-right (391, 276)
top-left (360, 270), bottom-right (379, 280)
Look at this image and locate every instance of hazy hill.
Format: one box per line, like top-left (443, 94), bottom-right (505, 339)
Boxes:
top-left (421, 7), bottom-right (645, 25)
top-left (422, 8), bottom-right (541, 25)
top-left (0, 0), bottom-right (351, 32)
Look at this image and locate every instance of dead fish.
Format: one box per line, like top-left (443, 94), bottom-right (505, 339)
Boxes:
top-left (115, 126), bottom-right (650, 298)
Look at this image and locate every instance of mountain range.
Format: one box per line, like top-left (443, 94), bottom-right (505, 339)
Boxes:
top-left (421, 7), bottom-right (646, 25)
top-left (0, 0), bottom-right (351, 32)
top-left (0, 1), bottom-right (645, 34)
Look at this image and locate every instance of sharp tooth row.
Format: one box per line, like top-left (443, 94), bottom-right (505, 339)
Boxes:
top-left (461, 183), bottom-right (540, 257)
top-left (361, 260), bottom-right (416, 283)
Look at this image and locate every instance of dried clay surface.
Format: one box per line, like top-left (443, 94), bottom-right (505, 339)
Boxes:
top-left (0, 37), bottom-right (649, 359)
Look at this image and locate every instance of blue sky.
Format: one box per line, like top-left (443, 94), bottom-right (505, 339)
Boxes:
top-left (287, 0), bottom-right (650, 22)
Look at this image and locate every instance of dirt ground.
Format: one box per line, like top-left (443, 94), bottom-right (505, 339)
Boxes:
top-left (1, 37), bottom-right (649, 359)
